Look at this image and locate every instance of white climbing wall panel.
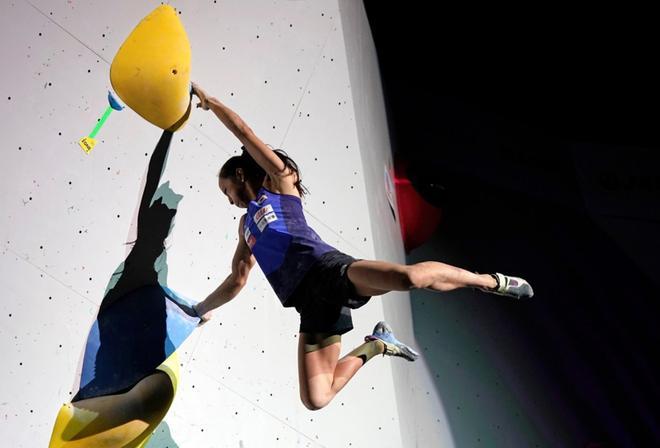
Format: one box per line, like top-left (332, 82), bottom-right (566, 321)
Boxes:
top-left (0, 1), bottom-right (449, 447)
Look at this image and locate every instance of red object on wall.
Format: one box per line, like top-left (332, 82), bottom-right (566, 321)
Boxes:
top-left (393, 158), bottom-right (442, 253)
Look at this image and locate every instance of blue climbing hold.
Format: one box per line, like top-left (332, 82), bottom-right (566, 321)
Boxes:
top-left (107, 90), bottom-right (125, 111)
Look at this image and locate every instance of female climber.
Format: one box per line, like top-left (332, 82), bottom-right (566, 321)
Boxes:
top-left (191, 82), bottom-right (533, 411)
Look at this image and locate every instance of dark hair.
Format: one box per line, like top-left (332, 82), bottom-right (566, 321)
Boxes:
top-left (219, 146), bottom-right (309, 197)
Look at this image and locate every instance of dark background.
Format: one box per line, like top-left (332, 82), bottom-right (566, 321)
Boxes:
top-left (363, 3), bottom-right (660, 447)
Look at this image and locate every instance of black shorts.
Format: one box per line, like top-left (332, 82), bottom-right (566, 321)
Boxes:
top-left (290, 250), bottom-right (371, 335)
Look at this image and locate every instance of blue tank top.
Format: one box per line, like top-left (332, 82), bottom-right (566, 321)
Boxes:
top-left (243, 187), bottom-right (335, 306)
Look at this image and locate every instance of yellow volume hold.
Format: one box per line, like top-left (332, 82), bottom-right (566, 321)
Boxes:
top-left (110, 5), bottom-right (192, 131)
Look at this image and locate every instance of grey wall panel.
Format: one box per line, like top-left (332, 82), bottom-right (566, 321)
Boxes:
top-left (337, 1), bottom-right (452, 447)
